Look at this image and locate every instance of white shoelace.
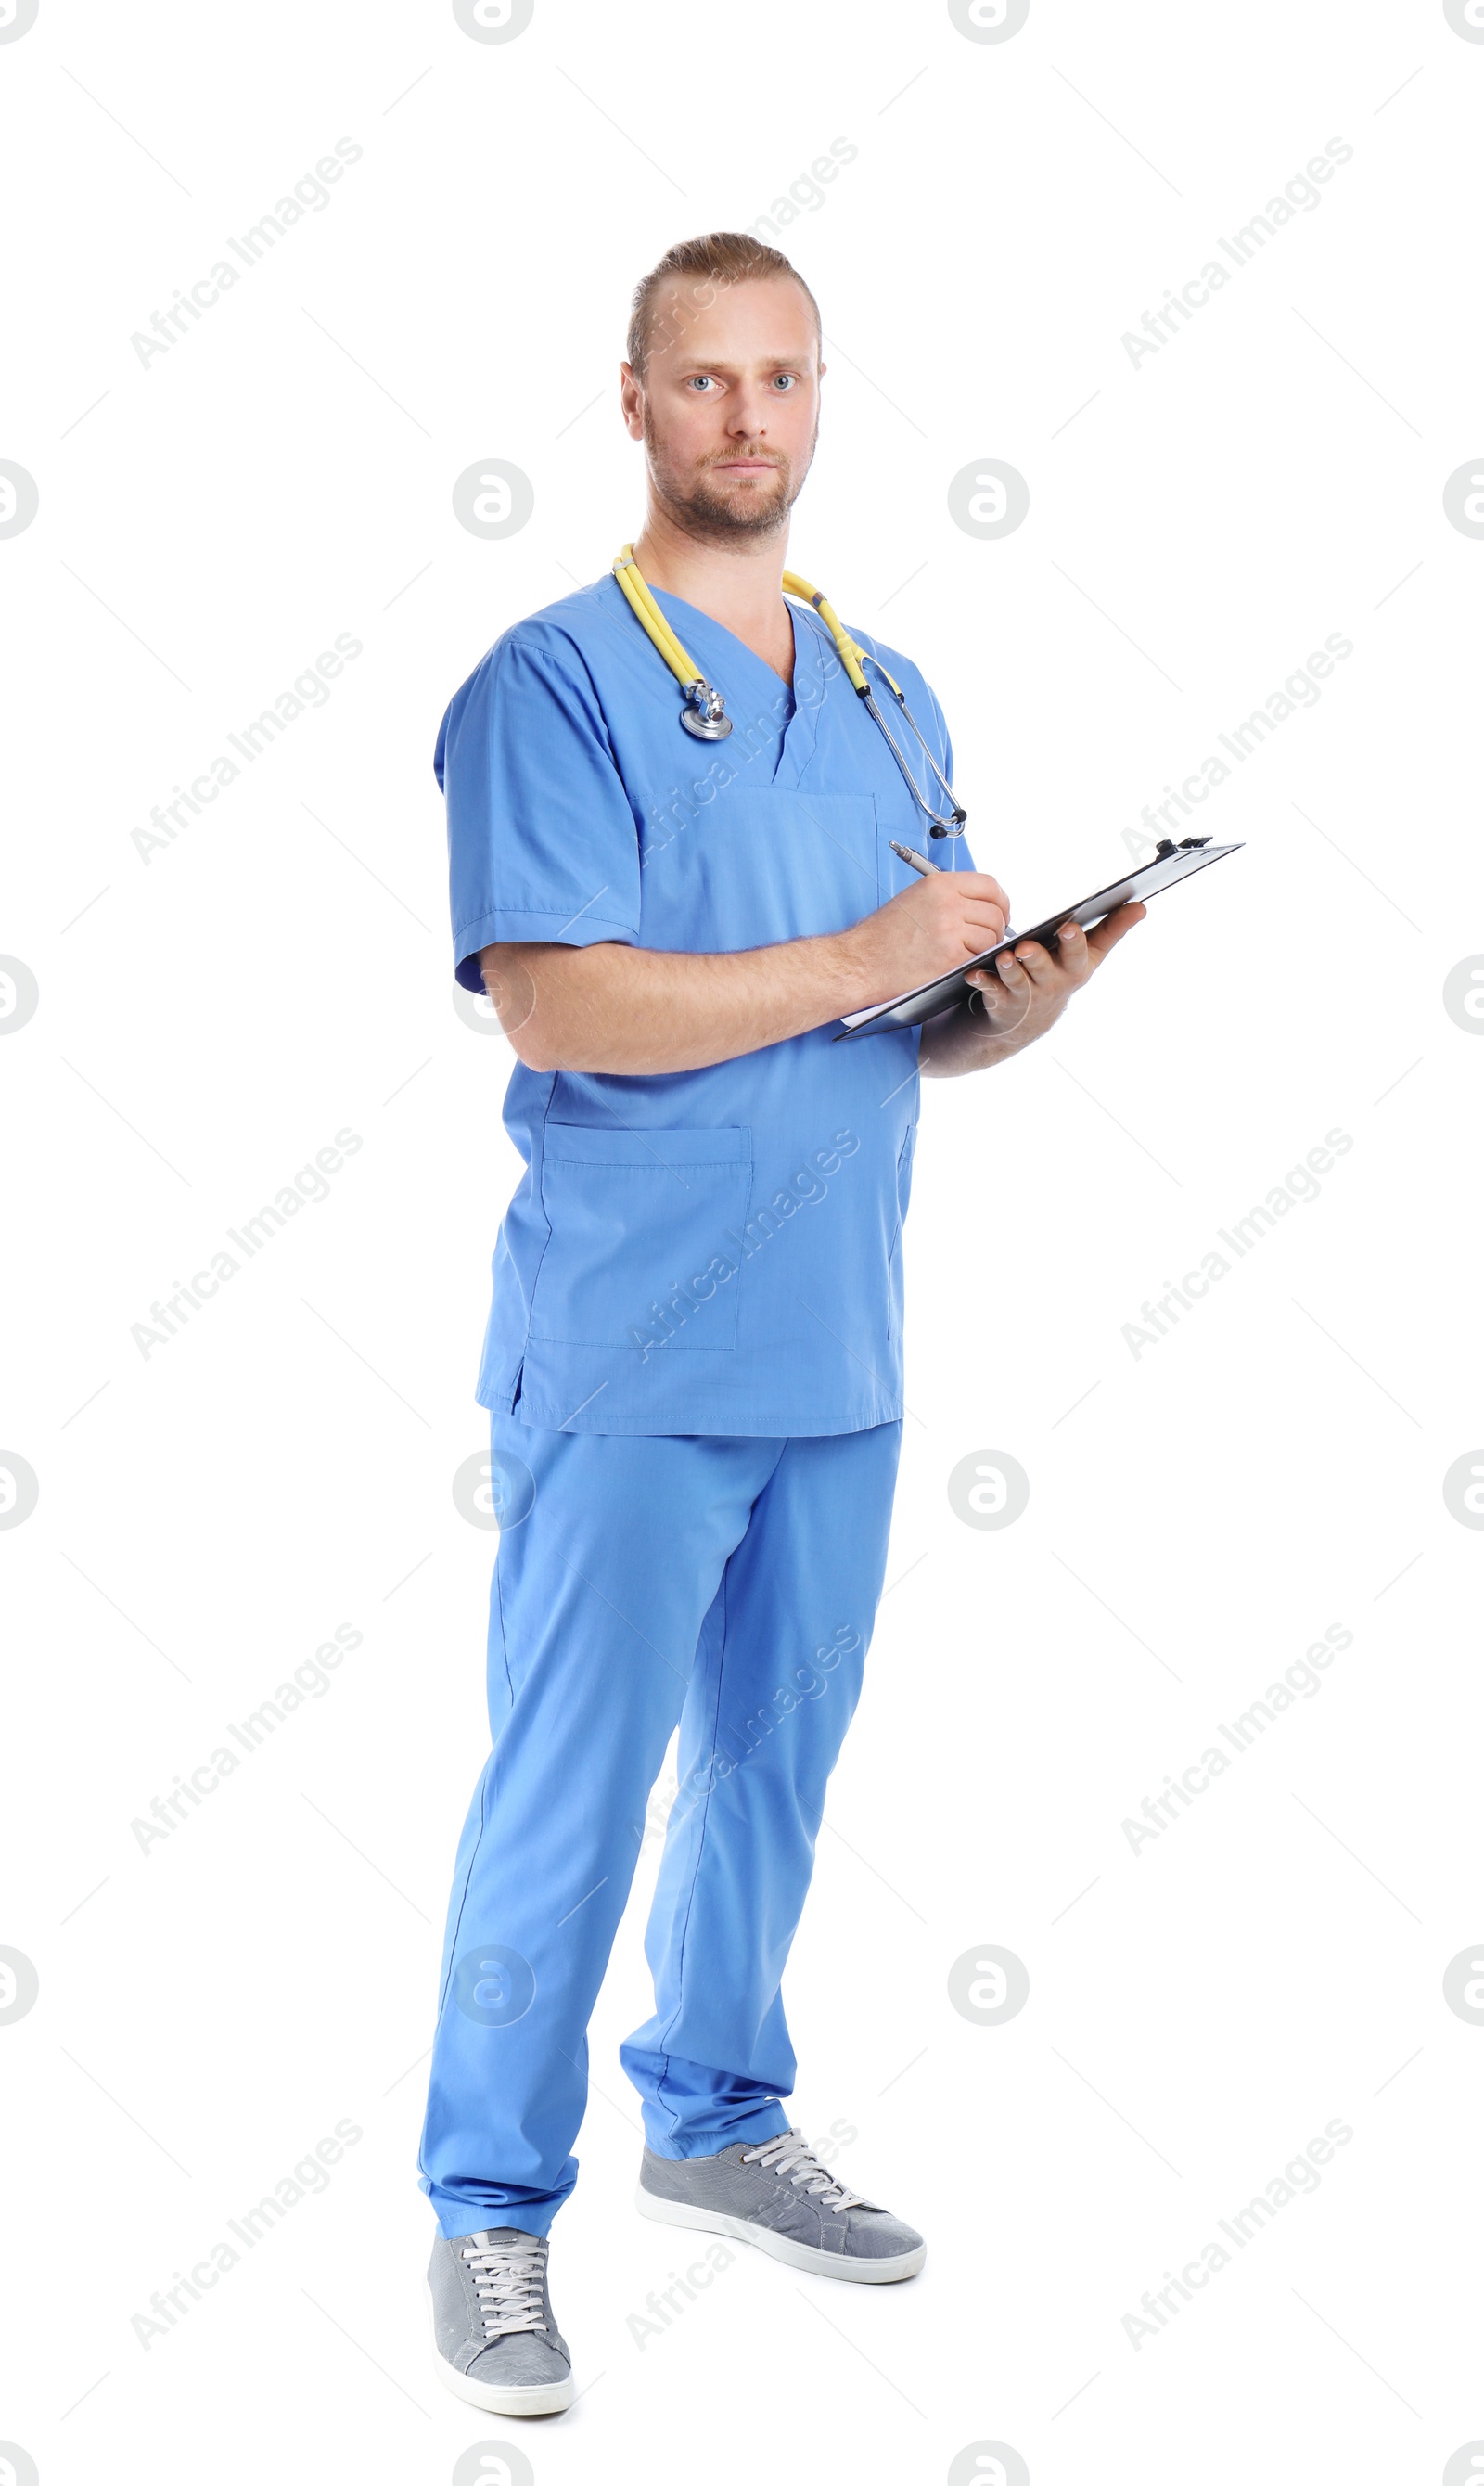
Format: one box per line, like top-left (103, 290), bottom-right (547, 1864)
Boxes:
top-left (461, 2234), bottom-right (550, 2339)
top-left (739, 2127), bottom-right (869, 2216)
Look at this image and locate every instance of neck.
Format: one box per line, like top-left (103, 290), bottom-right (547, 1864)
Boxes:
top-left (631, 502), bottom-right (789, 644)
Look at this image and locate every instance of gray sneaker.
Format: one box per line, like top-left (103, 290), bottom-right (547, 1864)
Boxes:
top-left (636, 2126), bottom-right (925, 2283)
top-left (426, 2226), bottom-right (573, 2416)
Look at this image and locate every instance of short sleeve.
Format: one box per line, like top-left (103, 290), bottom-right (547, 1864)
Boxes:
top-left (437, 634), bottom-right (643, 993)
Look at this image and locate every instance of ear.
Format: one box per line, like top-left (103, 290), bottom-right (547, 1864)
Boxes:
top-left (619, 363), bottom-right (645, 442)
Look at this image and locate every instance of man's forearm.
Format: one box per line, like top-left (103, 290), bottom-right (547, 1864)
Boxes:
top-left (480, 865), bottom-right (1015, 1075)
top-left (482, 929), bottom-right (875, 1075)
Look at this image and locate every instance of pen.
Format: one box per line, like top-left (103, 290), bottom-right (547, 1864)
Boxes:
top-left (890, 840), bottom-right (941, 877)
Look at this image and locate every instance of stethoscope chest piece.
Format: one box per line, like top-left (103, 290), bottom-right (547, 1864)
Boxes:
top-left (612, 543), bottom-right (964, 833)
top-left (680, 685), bottom-right (732, 740)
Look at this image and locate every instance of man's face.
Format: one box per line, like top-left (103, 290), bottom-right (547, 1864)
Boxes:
top-left (621, 275), bottom-right (824, 543)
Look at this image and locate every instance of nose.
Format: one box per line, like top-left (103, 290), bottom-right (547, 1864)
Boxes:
top-left (726, 385), bottom-right (771, 438)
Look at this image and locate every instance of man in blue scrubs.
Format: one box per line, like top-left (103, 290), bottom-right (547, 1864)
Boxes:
top-left (419, 233), bottom-right (1144, 2416)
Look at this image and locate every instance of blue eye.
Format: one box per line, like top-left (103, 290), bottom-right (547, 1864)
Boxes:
top-left (773, 375), bottom-right (799, 391)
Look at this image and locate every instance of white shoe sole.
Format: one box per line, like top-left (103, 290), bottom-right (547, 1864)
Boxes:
top-left (425, 2278), bottom-right (574, 2416)
top-left (634, 2185), bottom-right (926, 2283)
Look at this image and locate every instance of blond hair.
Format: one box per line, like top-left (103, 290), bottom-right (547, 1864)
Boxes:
top-left (626, 231), bottom-right (821, 382)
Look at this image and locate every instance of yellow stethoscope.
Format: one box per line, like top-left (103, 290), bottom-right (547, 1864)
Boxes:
top-left (612, 543), bottom-right (967, 839)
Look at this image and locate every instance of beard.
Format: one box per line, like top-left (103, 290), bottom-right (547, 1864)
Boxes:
top-left (643, 409), bottom-right (815, 544)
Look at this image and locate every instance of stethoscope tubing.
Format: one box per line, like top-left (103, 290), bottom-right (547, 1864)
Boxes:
top-left (613, 544), bottom-right (967, 834)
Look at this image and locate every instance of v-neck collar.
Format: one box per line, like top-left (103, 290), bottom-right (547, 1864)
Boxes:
top-left (649, 584), bottom-right (821, 788)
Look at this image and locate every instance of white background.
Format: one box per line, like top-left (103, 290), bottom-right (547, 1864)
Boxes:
top-left (3, 2), bottom-right (1482, 2480)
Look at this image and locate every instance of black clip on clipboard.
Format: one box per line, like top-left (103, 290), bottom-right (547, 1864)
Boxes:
top-left (833, 836), bottom-right (1244, 1040)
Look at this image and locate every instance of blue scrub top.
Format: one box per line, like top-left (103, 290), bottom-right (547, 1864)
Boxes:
top-left (437, 571), bottom-right (976, 1437)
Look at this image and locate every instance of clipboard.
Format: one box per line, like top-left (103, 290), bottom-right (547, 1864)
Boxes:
top-left (833, 836), bottom-right (1244, 1040)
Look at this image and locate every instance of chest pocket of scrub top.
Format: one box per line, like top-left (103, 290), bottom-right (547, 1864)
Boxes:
top-left (649, 787), bottom-right (881, 949)
top-left (530, 1125), bottom-right (753, 1351)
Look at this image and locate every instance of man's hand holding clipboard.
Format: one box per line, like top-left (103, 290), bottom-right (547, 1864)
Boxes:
top-left (832, 836), bottom-right (1243, 1075)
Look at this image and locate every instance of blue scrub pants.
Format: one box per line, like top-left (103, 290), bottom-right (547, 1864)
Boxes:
top-left (417, 1410), bottom-right (903, 2240)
